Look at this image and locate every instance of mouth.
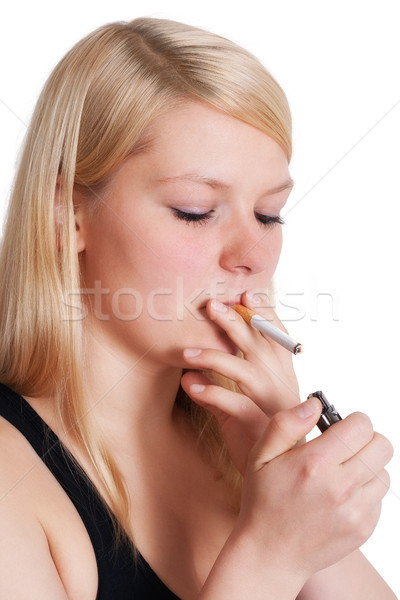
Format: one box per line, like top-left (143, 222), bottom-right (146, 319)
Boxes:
top-left (198, 292), bottom-right (246, 311)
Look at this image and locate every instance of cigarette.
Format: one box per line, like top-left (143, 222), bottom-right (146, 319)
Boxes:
top-left (231, 304), bottom-right (302, 355)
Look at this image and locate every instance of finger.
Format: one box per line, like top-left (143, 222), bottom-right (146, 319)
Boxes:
top-left (206, 299), bottom-right (264, 358)
top-left (306, 411), bottom-right (375, 465)
top-left (249, 396), bottom-right (322, 471)
top-left (241, 289), bottom-right (299, 355)
top-left (241, 290), bottom-right (289, 335)
top-left (205, 298), bottom-right (299, 398)
top-left (183, 347), bottom-right (286, 415)
top-left (342, 433), bottom-right (394, 487)
top-left (180, 370), bottom-right (265, 424)
top-left (362, 468), bottom-right (391, 504)
top-left (344, 475), bottom-right (388, 544)
top-left (183, 346), bottom-right (300, 415)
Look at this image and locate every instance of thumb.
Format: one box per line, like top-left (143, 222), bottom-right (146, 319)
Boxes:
top-left (250, 396), bottom-right (322, 471)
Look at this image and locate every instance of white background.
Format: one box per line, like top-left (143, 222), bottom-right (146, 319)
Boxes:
top-left (1, 0), bottom-right (399, 595)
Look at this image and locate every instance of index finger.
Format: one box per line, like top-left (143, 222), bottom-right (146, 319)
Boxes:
top-left (241, 290), bottom-right (289, 334)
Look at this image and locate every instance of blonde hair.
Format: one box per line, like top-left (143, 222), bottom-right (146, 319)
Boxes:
top-left (0, 18), bottom-right (291, 550)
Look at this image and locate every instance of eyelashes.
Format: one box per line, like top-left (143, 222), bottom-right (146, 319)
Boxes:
top-left (172, 209), bottom-right (213, 225)
top-left (255, 214), bottom-right (286, 227)
top-left (171, 208), bottom-right (286, 227)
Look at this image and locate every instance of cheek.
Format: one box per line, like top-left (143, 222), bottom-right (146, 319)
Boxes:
top-left (270, 227), bottom-right (283, 268)
top-left (84, 215), bottom-right (212, 319)
top-left (253, 227), bottom-right (283, 284)
top-left (144, 234), bottom-right (213, 316)
top-left (83, 206), bottom-right (283, 328)
top-left (141, 223), bottom-right (213, 286)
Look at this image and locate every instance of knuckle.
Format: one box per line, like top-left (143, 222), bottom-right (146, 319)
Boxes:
top-left (335, 479), bottom-right (356, 504)
top-left (198, 348), bottom-right (213, 362)
top-left (342, 499), bottom-right (382, 546)
top-left (326, 479), bottom-right (347, 506)
top-left (239, 337), bottom-right (252, 355)
top-left (236, 361), bottom-right (259, 385)
top-left (299, 453), bottom-right (326, 483)
top-left (383, 468), bottom-right (391, 488)
top-left (354, 517), bottom-right (375, 546)
top-left (350, 411), bottom-right (374, 440)
top-left (269, 410), bottom-right (291, 437)
top-left (378, 469), bottom-right (391, 496)
top-left (344, 504), bottom-right (359, 528)
top-left (376, 434), bottom-right (394, 464)
top-left (361, 504), bottom-right (381, 540)
top-left (342, 504), bottom-right (366, 540)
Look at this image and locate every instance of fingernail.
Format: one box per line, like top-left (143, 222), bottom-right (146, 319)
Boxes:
top-left (294, 399), bottom-right (316, 418)
top-left (184, 348), bottom-right (202, 357)
top-left (245, 291), bottom-right (261, 305)
top-left (210, 299), bottom-right (228, 313)
top-left (190, 384), bottom-right (205, 393)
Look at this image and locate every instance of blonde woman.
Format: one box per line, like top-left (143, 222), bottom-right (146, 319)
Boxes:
top-left (0, 18), bottom-right (395, 599)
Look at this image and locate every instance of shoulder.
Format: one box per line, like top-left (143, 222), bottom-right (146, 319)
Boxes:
top-left (0, 413), bottom-right (49, 501)
top-left (0, 414), bottom-right (40, 492)
top-left (0, 414), bottom-right (99, 600)
top-left (0, 416), bottom-right (70, 598)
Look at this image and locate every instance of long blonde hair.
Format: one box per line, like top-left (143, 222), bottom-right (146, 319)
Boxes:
top-left (0, 17), bottom-right (291, 550)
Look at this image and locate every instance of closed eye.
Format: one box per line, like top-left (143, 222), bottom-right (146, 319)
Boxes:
top-left (171, 208), bottom-right (286, 227)
top-left (171, 208), bottom-right (213, 226)
top-left (255, 213), bottom-right (286, 227)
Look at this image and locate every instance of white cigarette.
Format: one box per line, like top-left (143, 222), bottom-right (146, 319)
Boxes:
top-left (232, 305), bottom-right (302, 355)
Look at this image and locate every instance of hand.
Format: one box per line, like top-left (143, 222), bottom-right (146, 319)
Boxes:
top-left (181, 291), bottom-right (301, 474)
top-left (238, 398), bottom-right (393, 578)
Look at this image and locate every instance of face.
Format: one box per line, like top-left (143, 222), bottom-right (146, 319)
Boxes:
top-left (75, 101), bottom-right (292, 367)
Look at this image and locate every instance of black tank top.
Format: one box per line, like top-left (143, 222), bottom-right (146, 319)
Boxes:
top-left (0, 383), bottom-right (181, 599)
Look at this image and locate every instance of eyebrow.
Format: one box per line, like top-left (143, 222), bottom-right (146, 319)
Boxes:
top-left (155, 173), bottom-right (294, 194)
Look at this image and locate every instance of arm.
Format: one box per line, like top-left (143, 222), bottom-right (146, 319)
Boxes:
top-left (184, 295), bottom-right (394, 599)
top-left (198, 525), bottom-right (306, 600)
top-left (196, 400), bottom-right (319, 600)
top-left (196, 400), bottom-right (392, 599)
top-left (297, 550), bottom-right (397, 600)
top-left (0, 503), bottom-right (69, 599)
top-left (0, 426), bottom-right (70, 599)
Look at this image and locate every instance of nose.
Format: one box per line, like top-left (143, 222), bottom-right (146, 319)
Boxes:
top-left (218, 217), bottom-right (281, 274)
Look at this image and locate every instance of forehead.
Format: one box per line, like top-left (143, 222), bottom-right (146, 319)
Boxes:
top-left (135, 101), bottom-right (290, 188)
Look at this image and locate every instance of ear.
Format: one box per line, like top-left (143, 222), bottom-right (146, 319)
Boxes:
top-left (72, 191), bottom-right (87, 253)
top-left (55, 176), bottom-right (86, 253)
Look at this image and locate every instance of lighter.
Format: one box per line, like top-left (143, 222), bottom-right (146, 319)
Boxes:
top-left (307, 391), bottom-right (342, 432)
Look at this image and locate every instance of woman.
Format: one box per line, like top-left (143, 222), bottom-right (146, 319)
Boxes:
top-left (0, 17), bottom-right (395, 599)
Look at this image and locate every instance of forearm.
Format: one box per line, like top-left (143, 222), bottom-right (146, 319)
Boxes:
top-left (297, 550), bottom-right (397, 600)
top-left (198, 527), bottom-right (306, 600)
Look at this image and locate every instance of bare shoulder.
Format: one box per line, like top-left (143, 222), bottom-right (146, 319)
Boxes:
top-left (0, 416), bottom-right (70, 598)
top-left (0, 413), bottom-right (51, 501)
top-left (0, 414), bottom-right (99, 599)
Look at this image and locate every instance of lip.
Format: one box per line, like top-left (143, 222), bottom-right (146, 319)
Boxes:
top-left (198, 293), bottom-right (246, 310)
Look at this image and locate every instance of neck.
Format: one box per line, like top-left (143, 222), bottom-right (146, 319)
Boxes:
top-left (81, 322), bottom-right (185, 455)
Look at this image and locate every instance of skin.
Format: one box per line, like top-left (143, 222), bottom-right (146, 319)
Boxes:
top-left (77, 101), bottom-right (290, 361)
top-left (74, 100), bottom-right (295, 449)
top-left (67, 100), bottom-right (395, 598)
top-left (73, 103), bottom-right (393, 600)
